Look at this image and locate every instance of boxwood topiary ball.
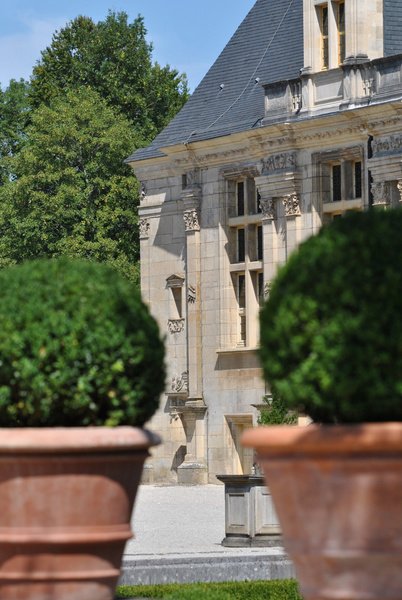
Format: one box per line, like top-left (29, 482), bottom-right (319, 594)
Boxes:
top-left (0, 257), bottom-right (165, 427)
top-left (259, 208), bottom-right (402, 424)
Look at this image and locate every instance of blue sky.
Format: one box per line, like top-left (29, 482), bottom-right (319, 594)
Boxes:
top-left (0, 1), bottom-right (256, 92)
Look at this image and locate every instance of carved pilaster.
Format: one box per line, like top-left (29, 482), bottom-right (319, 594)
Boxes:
top-left (188, 285), bottom-right (196, 304)
top-left (282, 194), bottom-right (301, 217)
top-left (139, 218), bottom-right (150, 239)
top-left (259, 197), bottom-right (276, 220)
top-left (171, 371), bottom-right (188, 393)
top-left (183, 209), bottom-right (200, 232)
top-left (371, 181), bottom-right (390, 206)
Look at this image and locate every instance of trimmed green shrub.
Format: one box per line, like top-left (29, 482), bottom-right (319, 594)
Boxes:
top-left (115, 579), bottom-right (303, 600)
top-left (259, 208), bottom-right (402, 424)
top-left (0, 257), bottom-right (165, 427)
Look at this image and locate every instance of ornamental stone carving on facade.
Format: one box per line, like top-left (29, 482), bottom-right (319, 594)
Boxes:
top-left (282, 194), bottom-right (301, 217)
top-left (168, 318), bottom-right (185, 334)
top-left (139, 218), bottom-right (150, 239)
top-left (183, 209), bottom-right (200, 231)
top-left (398, 180), bottom-right (402, 203)
top-left (185, 170), bottom-right (197, 187)
top-left (261, 152), bottom-right (296, 173)
top-left (140, 181), bottom-right (147, 200)
top-left (188, 285), bottom-right (196, 304)
top-left (259, 197), bottom-right (276, 220)
top-left (371, 135), bottom-right (402, 156)
top-left (171, 371), bottom-right (188, 393)
top-left (371, 181), bottom-right (390, 206)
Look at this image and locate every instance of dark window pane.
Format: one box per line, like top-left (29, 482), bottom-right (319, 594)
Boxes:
top-left (237, 181), bottom-right (244, 216)
top-left (257, 226), bottom-right (263, 260)
top-left (332, 164), bottom-right (342, 201)
top-left (355, 162), bottom-right (362, 198)
top-left (237, 228), bottom-right (245, 262)
top-left (238, 275), bottom-right (246, 309)
top-left (258, 272), bottom-right (264, 307)
top-left (257, 189), bottom-right (262, 213)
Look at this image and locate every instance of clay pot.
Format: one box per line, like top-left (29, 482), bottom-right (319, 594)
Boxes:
top-left (241, 423), bottom-right (402, 600)
top-left (0, 427), bottom-right (160, 600)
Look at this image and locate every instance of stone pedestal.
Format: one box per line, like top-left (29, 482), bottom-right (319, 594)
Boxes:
top-left (177, 399), bottom-right (208, 485)
top-left (216, 474), bottom-right (282, 547)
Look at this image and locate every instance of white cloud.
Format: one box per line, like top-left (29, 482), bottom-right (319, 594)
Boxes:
top-left (0, 16), bottom-right (64, 88)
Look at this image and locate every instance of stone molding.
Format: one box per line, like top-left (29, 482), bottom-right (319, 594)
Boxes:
top-left (168, 318), bottom-right (185, 334)
top-left (183, 209), bottom-right (200, 232)
top-left (371, 181), bottom-right (390, 206)
top-left (139, 218), bottom-right (150, 239)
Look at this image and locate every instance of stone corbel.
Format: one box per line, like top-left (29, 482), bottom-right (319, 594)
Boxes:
top-left (371, 181), bottom-right (390, 206)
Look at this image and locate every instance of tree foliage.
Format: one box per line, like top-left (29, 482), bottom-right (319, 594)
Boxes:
top-left (257, 394), bottom-right (298, 426)
top-left (0, 88), bottom-right (140, 283)
top-left (29, 11), bottom-right (189, 140)
top-left (0, 79), bottom-right (30, 184)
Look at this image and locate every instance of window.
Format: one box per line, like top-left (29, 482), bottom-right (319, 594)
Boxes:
top-left (337, 2), bottom-right (345, 65)
top-left (318, 2), bottom-right (346, 71)
top-left (314, 149), bottom-right (365, 221)
top-left (228, 178), bottom-right (263, 347)
top-left (321, 5), bottom-right (329, 69)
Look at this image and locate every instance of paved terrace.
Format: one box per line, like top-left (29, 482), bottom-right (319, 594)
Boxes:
top-left (119, 485), bottom-right (294, 586)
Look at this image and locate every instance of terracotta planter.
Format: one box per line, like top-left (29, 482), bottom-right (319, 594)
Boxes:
top-left (242, 423), bottom-right (402, 600)
top-left (0, 427), bottom-right (160, 600)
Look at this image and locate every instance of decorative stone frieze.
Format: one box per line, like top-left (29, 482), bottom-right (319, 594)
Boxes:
top-left (261, 152), bottom-right (296, 173)
top-left (259, 197), bottom-right (276, 220)
top-left (140, 181), bottom-right (147, 200)
top-left (371, 135), bottom-right (402, 157)
top-left (168, 318), bottom-right (185, 334)
top-left (398, 181), bottom-right (402, 203)
top-left (282, 194), bottom-right (301, 217)
top-left (139, 218), bottom-right (150, 239)
top-left (171, 371), bottom-right (188, 393)
top-left (183, 209), bottom-right (200, 232)
top-left (371, 182), bottom-right (390, 206)
top-left (188, 285), bottom-right (196, 304)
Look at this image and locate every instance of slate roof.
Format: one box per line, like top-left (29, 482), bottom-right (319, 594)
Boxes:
top-left (384, 0), bottom-right (402, 57)
top-left (126, 0), bottom-right (304, 163)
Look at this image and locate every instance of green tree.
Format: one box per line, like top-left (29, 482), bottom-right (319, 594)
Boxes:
top-left (0, 87), bottom-right (140, 284)
top-left (257, 393), bottom-right (298, 426)
top-left (0, 79), bottom-right (30, 184)
top-left (29, 11), bottom-right (189, 140)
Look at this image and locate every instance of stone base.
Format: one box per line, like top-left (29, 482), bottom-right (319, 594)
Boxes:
top-left (221, 534), bottom-right (283, 548)
top-left (140, 463), bottom-right (154, 485)
top-left (177, 461), bottom-right (208, 485)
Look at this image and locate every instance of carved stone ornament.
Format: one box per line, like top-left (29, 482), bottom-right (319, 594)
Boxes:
top-left (139, 218), bottom-right (150, 239)
top-left (186, 170), bottom-right (197, 187)
top-left (259, 197), bottom-right (276, 220)
top-left (183, 209), bottom-right (200, 232)
top-left (371, 181), bottom-right (390, 206)
top-left (168, 319), bottom-right (185, 334)
top-left (398, 180), bottom-right (402, 203)
top-left (371, 135), bottom-right (402, 157)
top-left (188, 285), bottom-right (196, 304)
top-left (171, 371), bottom-right (188, 393)
top-left (261, 152), bottom-right (296, 173)
top-left (283, 194), bottom-right (301, 217)
top-left (140, 181), bottom-right (147, 200)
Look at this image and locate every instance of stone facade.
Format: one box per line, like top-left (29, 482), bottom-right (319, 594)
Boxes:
top-left (127, 0), bottom-right (402, 484)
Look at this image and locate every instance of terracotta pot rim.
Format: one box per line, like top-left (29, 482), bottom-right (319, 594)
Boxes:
top-left (0, 426), bottom-right (161, 454)
top-left (241, 422), bottom-right (402, 455)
